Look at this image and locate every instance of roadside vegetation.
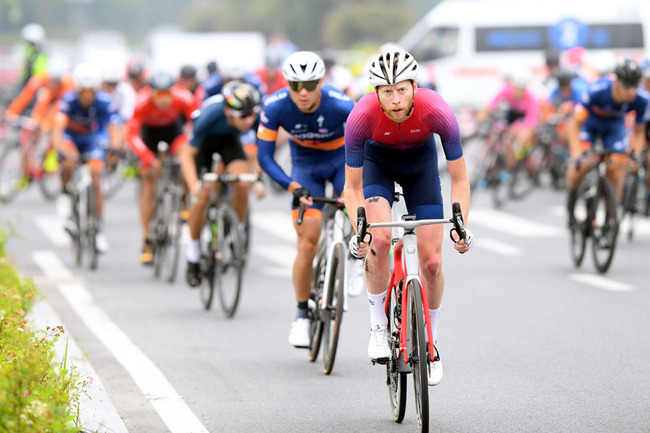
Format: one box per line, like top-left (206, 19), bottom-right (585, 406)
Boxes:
top-left (0, 223), bottom-right (88, 433)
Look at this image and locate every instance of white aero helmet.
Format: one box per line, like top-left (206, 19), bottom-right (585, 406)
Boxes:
top-left (73, 62), bottom-right (103, 89)
top-left (282, 51), bottom-right (325, 81)
top-left (47, 54), bottom-right (71, 81)
top-left (368, 49), bottom-right (419, 87)
top-left (21, 23), bottom-right (45, 45)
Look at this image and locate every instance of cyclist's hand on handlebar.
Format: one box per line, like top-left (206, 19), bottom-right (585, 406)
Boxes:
top-left (451, 227), bottom-right (474, 254)
top-left (349, 232), bottom-right (371, 259)
top-left (292, 187), bottom-right (312, 207)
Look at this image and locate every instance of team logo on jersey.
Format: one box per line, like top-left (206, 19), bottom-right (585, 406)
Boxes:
top-left (317, 115), bottom-right (324, 128)
top-left (410, 129), bottom-right (421, 134)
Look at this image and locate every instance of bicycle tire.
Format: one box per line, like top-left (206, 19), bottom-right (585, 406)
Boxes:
top-left (199, 220), bottom-right (217, 310)
top-left (71, 191), bottom-right (83, 267)
top-left (488, 154), bottom-right (508, 209)
top-left (308, 249), bottom-right (326, 362)
top-left (321, 242), bottom-right (345, 375)
top-left (591, 179), bottom-right (619, 273)
top-left (164, 188), bottom-right (183, 283)
top-left (408, 280), bottom-right (429, 433)
top-left (386, 284), bottom-right (407, 423)
top-left (509, 144), bottom-right (542, 201)
top-left (35, 141), bottom-right (61, 201)
top-left (569, 183), bottom-right (589, 268)
top-left (152, 190), bottom-right (171, 279)
top-left (0, 143), bottom-right (24, 203)
top-left (216, 207), bottom-right (244, 318)
top-left (620, 168), bottom-right (639, 242)
top-left (86, 185), bottom-right (98, 271)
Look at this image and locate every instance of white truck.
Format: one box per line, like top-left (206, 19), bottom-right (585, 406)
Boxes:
top-left (398, 0), bottom-right (650, 111)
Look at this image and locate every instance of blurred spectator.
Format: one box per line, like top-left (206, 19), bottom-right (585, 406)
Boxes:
top-left (254, 53), bottom-right (288, 97)
top-left (321, 49), bottom-right (356, 99)
top-left (266, 27), bottom-right (297, 64)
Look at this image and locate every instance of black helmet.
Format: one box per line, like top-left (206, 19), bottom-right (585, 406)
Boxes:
top-left (222, 80), bottom-right (261, 114)
top-left (207, 60), bottom-right (218, 75)
top-left (127, 61), bottom-right (145, 80)
top-left (180, 64), bottom-right (197, 79)
top-left (556, 68), bottom-right (575, 87)
top-left (148, 70), bottom-right (175, 91)
top-left (545, 48), bottom-right (560, 67)
top-left (615, 57), bottom-right (642, 87)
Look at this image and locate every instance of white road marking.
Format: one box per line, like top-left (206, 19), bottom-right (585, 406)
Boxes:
top-left (476, 237), bottom-right (524, 256)
top-left (32, 250), bottom-right (209, 433)
top-left (33, 215), bottom-right (71, 247)
top-left (570, 273), bottom-right (634, 292)
top-left (470, 207), bottom-right (563, 238)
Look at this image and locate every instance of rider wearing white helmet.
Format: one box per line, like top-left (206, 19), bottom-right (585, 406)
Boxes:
top-left (344, 48), bottom-right (472, 386)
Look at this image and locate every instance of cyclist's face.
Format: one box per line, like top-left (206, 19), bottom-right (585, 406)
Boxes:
top-left (78, 88), bottom-right (96, 107)
top-left (226, 106), bottom-right (258, 132)
top-left (376, 80), bottom-right (415, 123)
top-left (152, 89), bottom-right (173, 109)
top-left (287, 79), bottom-right (322, 113)
top-left (613, 80), bottom-right (638, 103)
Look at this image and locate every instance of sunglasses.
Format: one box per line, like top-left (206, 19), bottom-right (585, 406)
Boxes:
top-left (152, 89), bottom-right (173, 98)
top-left (288, 80), bottom-right (319, 92)
top-left (230, 106), bottom-right (260, 118)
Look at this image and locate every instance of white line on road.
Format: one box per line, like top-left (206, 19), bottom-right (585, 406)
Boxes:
top-left (471, 207), bottom-right (563, 238)
top-left (33, 215), bottom-right (71, 247)
top-left (570, 273), bottom-right (635, 292)
top-left (32, 250), bottom-right (209, 433)
top-left (476, 237), bottom-right (524, 256)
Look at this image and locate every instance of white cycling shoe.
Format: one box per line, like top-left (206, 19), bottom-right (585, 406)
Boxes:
top-left (368, 324), bottom-right (391, 361)
top-left (288, 318), bottom-right (310, 348)
top-left (95, 232), bottom-right (109, 254)
top-left (428, 345), bottom-right (443, 386)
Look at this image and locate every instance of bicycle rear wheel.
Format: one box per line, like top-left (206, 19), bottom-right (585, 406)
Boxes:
top-left (569, 184), bottom-right (589, 268)
top-left (86, 186), bottom-right (99, 270)
top-left (591, 179), bottom-right (619, 273)
top-left (308, 250), bottom-right (326, 362)
top-left (164, 189), bottom-right (183, 283)
top-left (216, 207), bottom-right (244, 318)
top-left (152, 193), bottom-right (168, 279)
top-left (386, 284), bottom-right (407, 423)
top-left (71, 191), bottom-right (83, 267)
top-left (0, 143), bottom-right (24, 203)
top-left (199, 220), bottom-right (217, 310)
top-left (321, 242), bottom-right (345, 375)
top-left (408, 280), bottom-right (429, 433)
top-left (620, 168), bottom-right (639, 242)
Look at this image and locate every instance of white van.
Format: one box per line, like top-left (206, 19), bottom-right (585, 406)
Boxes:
top-left (398, 0), bottom-right (650, 110)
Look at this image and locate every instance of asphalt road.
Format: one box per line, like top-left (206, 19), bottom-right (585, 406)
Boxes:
top-left (2, 176), bottom-right (650, 433)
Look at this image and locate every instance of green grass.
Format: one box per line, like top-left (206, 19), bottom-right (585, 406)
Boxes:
top-left (0, 223), bottom-right (89, 433)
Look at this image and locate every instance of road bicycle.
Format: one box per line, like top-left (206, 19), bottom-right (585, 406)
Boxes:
top-left (620, 149), bottom-right (648, 242)
top-left (0, 116), bottom-right (61, 203)
top-left (569, 143), bottom-right (619, 274)
top-left (67, 162), bottom-right (100, 270)
top-left (296, 194), bottom-right (350, 375)
top-left (102, 147), bottom-right (139, 200)
top-left (198, 170), bottom-right (257, 317)
top-left (356, 199), bottom-right (466, 433)
top-left (151, 142), bottom-right (184, 283)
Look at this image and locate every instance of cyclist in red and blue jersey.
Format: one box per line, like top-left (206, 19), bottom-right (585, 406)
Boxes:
top-left (52, 62), bottom-right (121, 253)
top-left (257, 51), bottom-right (355, 349)
top-left (344, 49), bottom-right (474, 386)
top-left (567, 58), bottom-right (649, 225)
top-left (182, 81), bottom-right (263, 287)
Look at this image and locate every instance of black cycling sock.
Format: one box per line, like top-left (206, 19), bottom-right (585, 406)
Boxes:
top-left (295, 301), bottom-right (309, 319)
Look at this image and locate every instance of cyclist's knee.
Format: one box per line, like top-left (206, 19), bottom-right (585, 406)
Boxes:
top-left (369, 232), bottom-right (391, 257)
top-left (420, 256), bottom-right (442, 280)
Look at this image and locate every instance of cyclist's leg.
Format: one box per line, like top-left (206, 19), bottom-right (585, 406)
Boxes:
top-left (57, 137), bottom-right (79, 219)
top-left (603, 122), bottom-right (630, 200)
top-left (137, 125), bottom-right (165, 262)
top-left (566, 126), bottom-right (595, 224)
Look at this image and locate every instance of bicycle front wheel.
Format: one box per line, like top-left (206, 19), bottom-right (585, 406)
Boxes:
top-left (36, 142), bottom-right (61, 201)
top-left (199, 220), bottom-right (217, 310)
top-left (0, 143), bottom-right (25, 203)
top-left (152, 193), bottom-right (168, 279)
top-left (386, 284), bottom-right (407, 423)
top-left (408, 280), bottom-right (429, 433)
top-left (321, 242), bottom-right (345, 375)
top-left (308, 250), bottom-right (326, 363)
top-left (591, 179), bottom-right (619, 273)
top-left (85, 186), bottom-right (99, 270)
top-left (216, 207), bottom-right (244, 318)
top-left (164, 189), bottom-right (183, 283)
top-left (569, 184), bottom-right (589, 268)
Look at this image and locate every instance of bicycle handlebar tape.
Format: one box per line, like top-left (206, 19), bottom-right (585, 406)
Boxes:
top-left (357, 207), bottom-right (367, 243)
top-left (451, 202), bottom-right (467, 242)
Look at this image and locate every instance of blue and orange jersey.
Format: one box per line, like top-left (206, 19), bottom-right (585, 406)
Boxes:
top-left (57, 90), bottom-right (119, 136)
top-left (345, 88), bottom-right (463, 168)
top-left (575, 77), bottom-right (649, 125)
top-left (257, 84), bottom-right (355, 190)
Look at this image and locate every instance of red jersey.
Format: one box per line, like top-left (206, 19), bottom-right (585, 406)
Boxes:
top-left (126, 85), bottom-right (198, 164)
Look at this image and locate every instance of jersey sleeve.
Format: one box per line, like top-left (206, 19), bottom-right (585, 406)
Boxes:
top-left (419, 90), bottom-right (463, 161)
top-left (190, 104), bottom-right (215, 148)
top-left (256, 97), bottom-right (292, 190)
top-left (344, 93), bottom-right (375, 168)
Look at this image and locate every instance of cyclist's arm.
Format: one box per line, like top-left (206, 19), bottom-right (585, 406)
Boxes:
top-left (180, 143), bottom-right (200, 197)
top-left (567, 105), bottom-right (587, 158)
top-left (5, 75), bottom-right (43, 120)
top-left (51, 112), bottom-right (67, 152)
top-left (630, 123), bottom-right (646, 156)
top-left (343, 165), bottom-right (364, 232)
top-left (125, 114), bottom-right (154, 168)
top-left (447, 157), bottom-right (470, 225)
top-left (257, 124), bottom-right (293, 190)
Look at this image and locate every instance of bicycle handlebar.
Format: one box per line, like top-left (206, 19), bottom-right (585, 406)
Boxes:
top-left (296, 196), bottom-right (345, 226)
